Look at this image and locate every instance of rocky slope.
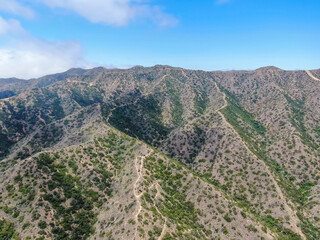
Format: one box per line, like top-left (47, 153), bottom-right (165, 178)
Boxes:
top-left (0, 65), bottom-right (319, 240)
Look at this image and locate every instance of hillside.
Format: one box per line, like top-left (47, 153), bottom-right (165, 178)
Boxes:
top-left (0, 65), bottom-right (320, 240)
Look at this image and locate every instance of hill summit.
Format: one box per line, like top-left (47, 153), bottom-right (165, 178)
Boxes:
top-left (0, 66), bottom-right (320, 240)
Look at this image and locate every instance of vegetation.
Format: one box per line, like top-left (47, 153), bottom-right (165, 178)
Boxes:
top-left (107, 95), bottom-right (170, 145)
top-left (285, 95), bottom-right (318, 149)
top-left (143, 155), bottom-right (206, 239)
top-left (219, 88), bottom-right (319, 239)
top-left (0, 66), bottom-right (319, 240)
top-left (165, 78), bottom-right (184, 125)
top-left (0, 219), bottom-right (19, 240)
top-left (36, 153), bottom-right (99, 239)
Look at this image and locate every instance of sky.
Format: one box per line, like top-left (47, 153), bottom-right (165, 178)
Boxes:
top-left (0, 0), bottom-right (319, 79)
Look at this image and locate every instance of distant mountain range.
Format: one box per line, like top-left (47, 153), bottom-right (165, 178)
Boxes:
top-left (0, 65), bottom-right (320, 240)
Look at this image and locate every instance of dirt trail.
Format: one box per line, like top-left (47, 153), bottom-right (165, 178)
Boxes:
top-left (0, 97), bottom-right (13, 101)
top-left (155, 183), bottom-right (162, 199)
top-left (133, 152), bottom-right (169, 240)
top-left (145, 74), bottom-right (169, 95)
top-left (157, 220), bottom-right (167, 240)
top-left (306, 70), bottom-right (320, 82)
top-left (150, 181), bottom-right (169, 240)
top-left (213, 81), bottom-right (306, 240)
top-left (133, 151), bottom-right (153, 239)
top-left (181, 69), bottom-right (188, 78)
top-left (213, 82), bottom-right (228, 111)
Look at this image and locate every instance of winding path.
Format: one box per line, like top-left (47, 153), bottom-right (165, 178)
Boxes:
top-left (306, 70), bottom-right (320, 82)
top-left (157, 219), bottom-right (167, 240)
top-left (132, 150), bottom-right (170, 240)
top-left (133, 151), bottom-right (153, 239)
top-left (213, 81), bottom-right (306, 240)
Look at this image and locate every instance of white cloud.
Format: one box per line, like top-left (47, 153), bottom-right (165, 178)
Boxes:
top-left (0, 0), bottom-right (178, 79)
top-left (0, 0), bottom-right (34, 18)
top-left (0, 39), bottom-right (91, 79)
top-left (0, 16), bottom-right (25, 35)
top-left (140, 5), bottom-right (179, 27)
top-left (38, 0), bottom-right (177, 26)
top-left (0, 18), bottom-right (91, 79)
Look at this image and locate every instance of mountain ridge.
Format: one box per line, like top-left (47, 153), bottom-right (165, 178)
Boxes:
top-left (0, 65), bottom-right (320, 240)
top-left (2, 65), bottom-right (320, 82)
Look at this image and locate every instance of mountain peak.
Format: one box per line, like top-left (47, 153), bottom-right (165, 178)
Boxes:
top-left (255, 66), bottom-right (283, 71)
top-left (65, 68), bottom-right (87, 74)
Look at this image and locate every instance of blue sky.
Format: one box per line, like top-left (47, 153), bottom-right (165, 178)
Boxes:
top-left (0, 0), bottom-right (319, 78)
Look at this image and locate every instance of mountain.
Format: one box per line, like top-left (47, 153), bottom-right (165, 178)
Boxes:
top-left (0, 65), bottom-right (320, 240)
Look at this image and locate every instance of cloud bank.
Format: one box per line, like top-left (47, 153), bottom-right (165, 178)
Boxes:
top-left (0, 39), bottom-right (90, 79)
top-left (0, 0), bottom-right (178, 78)
top-left (0, 16), bottom-right (25, 35)
top-left (0, 0), bottom-right (34, 18)
top-left (0, 17), bottom-right (90, 79)
top-left (38, 0), bottom-right (178, 26)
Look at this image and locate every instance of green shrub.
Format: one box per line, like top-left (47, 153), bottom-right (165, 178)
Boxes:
top-left (0, 219), bottom-right (19, 239)
top-left (38, 221), bottom-right (47, 229)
